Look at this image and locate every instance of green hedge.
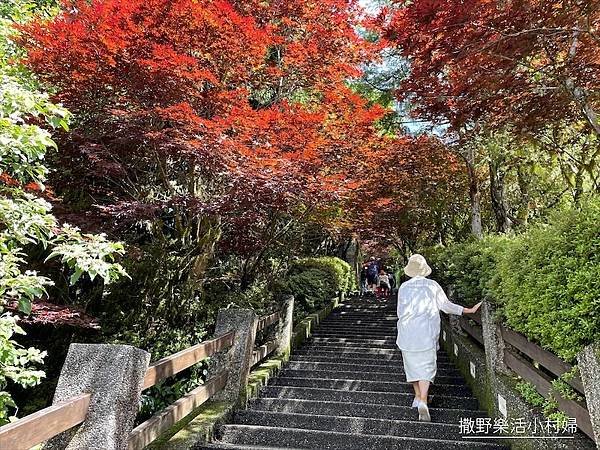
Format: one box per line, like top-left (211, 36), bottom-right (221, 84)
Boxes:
top-left (425, 198), bottom-right (600, 362)
top-left (277, 256), bottom-right (354, 320)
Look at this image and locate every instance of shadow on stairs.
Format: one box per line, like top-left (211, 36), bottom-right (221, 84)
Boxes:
top-left (196, 297), bottom-right (509, 450)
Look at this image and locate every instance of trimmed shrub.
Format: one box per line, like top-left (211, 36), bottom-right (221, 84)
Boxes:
top-left (424, 198), bottom-right (600, 362)
top-left (493, 199), bottom-right (600, 361)
top-left (277, 256), bottom-right (354, 320)
top-left (289, 256), bottom-right (355, 293)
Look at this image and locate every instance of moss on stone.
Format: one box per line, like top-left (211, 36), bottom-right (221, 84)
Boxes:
top-left (440, 324), bottom-right (496, 417)
top-left (151, 295), bottom-right (343, 449)
top-left (149, 401), bottom-right (234, 450)
top-left (291, 296), bottom-right (339, 350)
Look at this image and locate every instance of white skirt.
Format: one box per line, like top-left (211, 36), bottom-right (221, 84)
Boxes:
top-left (401, 348), bottom-right (437, 383)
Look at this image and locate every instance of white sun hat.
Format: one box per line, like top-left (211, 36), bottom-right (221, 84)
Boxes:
top-left (403, 254), bottom-right (432, 278)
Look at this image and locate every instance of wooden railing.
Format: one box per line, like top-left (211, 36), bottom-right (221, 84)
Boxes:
top-left (141, 331), bottom-right (235, 390)
top-left (128, 331), bottom-right (236, 450)
top-left (0, 393), bottom-right (91, 450)
top-left (448, 308), bottom-right (593, 440)
top-left (0, 302), bottom-right (294, 450)
top-left (0, 331), bottom-right (235, 450)
top-left (251, 311), bottom-right (282, 367)
top-left (498, 324), bottom-right (592, 439)
top-left (458, 309), bottom-right (484, 346)
top-left (257, 311), bottom-right (280, 332)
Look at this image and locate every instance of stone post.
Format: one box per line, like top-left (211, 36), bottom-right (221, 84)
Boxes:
top-left (44, 344), bottom-right (150, 450)
top-left (274, 295), bottom-right (294, 358)
top-left (480, 298), bottom-right (511, 376)
top-left (577, 342), bottom-right (600, 446)
top-left (209, 308), bottom-right (258, 406)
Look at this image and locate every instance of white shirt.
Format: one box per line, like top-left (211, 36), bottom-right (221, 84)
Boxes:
top-left (396, 276), bottom-right (464, 351)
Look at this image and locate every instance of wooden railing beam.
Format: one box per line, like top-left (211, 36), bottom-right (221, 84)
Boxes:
top-left (256, 312), bottom-right (280, 332)
top-left (505, 349), bottom-right (594, 440)
top-left (0, 394), bottom-right (91, 450)
top-left (500, 325), bottom-right (584, 393)
top-left (142, 331), bottom-right (235, 390)
top-left (128, 371), bottom-right (228, 450)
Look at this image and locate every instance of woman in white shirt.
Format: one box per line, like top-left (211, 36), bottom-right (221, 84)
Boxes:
top-left (397, 254), bottom-right (481, 422)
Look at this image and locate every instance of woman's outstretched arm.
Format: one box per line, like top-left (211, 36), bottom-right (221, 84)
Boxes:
top-left (433, 281), bottom-right (482, 315)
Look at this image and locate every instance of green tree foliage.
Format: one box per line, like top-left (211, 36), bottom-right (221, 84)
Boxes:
top-left (426, 198), bottom-right (600, 362)
top-left (0, 1), bottom-right (128, 423)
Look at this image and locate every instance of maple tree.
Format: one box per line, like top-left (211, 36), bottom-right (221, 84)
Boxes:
top-left (17, 0), bottom-right (390, 294)
top-left (345, 134), bottom-right (467, 251)
top-left (373, 0), bottom-right (600, 237)
top-left (379, 0), bottom-right (600, 135)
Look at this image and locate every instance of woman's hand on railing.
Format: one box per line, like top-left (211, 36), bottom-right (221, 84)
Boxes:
top-left (463, 302), bottom-right (482, 315)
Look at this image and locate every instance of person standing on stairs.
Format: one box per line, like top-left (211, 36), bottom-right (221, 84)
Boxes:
top-left (366, 257), bottom-right (380, 293)
top-left (377, 269), bottom-right (391, 299)
top-left (396, 254), bottom-right (482, 422)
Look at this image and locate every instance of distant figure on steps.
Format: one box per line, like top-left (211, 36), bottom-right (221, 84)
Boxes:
top-left (365, 257), bottom-right (379, 291)
top-left (396, 254), bottom-right (481, 422)
top-left (376, 269), bottom-right (391, 299)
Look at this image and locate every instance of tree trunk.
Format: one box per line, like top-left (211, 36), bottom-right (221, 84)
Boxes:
top-left (488, 157), bottom-right (512, 233)
top-left (466, 147), bottom-right (483, 238)
top-left (516, 165), bottom-right (530, 226)
top-left (563, 30), bottom-right (600, 138)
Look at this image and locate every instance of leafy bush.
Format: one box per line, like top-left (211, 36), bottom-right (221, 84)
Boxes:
top-left (290, 257), bottom-right (355, 293)
top-left (424, 238), bottom-right (504, 305)
top-left (424, 198), bottom-right (600, 362)
top-left (492, 199), bottom-right (600, 361)
top-left (515, 380), bottom-right (545, 408)
top-left (277, 256), bottom-right (353, 320)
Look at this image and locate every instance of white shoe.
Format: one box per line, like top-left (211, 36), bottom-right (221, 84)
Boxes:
top-left (411, 397), bottom-right (418, 408)
top-left (417, 401), bottom-right (431, 422)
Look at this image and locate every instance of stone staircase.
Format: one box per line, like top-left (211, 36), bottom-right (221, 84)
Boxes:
top-left (199, 297), bottom-right (508, 449)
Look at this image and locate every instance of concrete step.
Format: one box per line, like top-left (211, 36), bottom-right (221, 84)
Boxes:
top-left (233, 410), bottom-right (494, 443)
top-left (307, 337), bottom-right (397, 347)
top-left (284, 361), bottom-right (462, 376)
top-left (248, 398), bottom-right (488, 422)
top-left (317, 329), bottom-right (397, 335)
top-left (319, 322), bottom-right (397, 328)
top-left (327, 314), bottom-right (398, 320)
top-left (310, 331), bottom-right (395, 338)
top-left (279, 368), bottom-right (465, 384)
top-left (259, 386), bottom-right (480, 410)
top-left (325, 312), bottom-right (397, 317)
top-left (270, 376), bottom-right (473, 396)
top-left (197, 444), bottom-right (301, 450)
top-left (309, 333), bottom-right (397, 341)
top-left (216, 424), bottom-right (506, 449)
top-left (317, 325), bottom-right (397, 331)
top-left (298, 343), bottom-right (402, 353)
top-left (289, 354), bottom-right (456, 368)
top-left (322, 320), bottom-right (397, 326)
top-left (293, 348), bottom-right (451, 362)
top-left (332, 313), bottom-right (397, 316)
